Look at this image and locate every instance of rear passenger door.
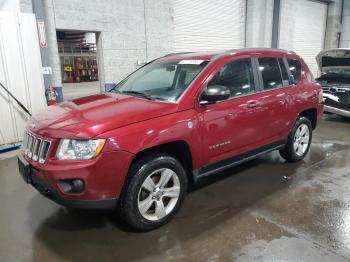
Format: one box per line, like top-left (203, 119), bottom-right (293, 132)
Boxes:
top-left (255, 57), bottom-right (293, 140)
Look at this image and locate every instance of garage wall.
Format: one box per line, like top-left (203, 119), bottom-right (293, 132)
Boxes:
top-left (17, 0), bottom-right (343, 87)
top-left (0, 12), bottom-right (46, 145)
top-left (41, 0), bottom-right (174, 84)
top-left (144, 0), bottom-right (174, 60)
top-left (173, 0), bottom-right (246, 52)
top-left (324, 0), bottom-right (343, 50)
top-left (279, 0), bottom-right (328, 77)
top-left (246, 0), bottom-right (274, 48)
top-left (19, 0), bottom-right (33, 13)
top-left (339, 0), bottom-right (350, 48)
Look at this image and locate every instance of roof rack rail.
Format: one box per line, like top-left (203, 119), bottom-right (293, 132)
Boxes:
top-left (224, 47), bottom-right (295, 54)
top-left (163, 52), bottom-right (194, 57)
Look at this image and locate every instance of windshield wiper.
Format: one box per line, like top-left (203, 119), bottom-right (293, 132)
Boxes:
top-left (121, 90), bottom-right (153, 100)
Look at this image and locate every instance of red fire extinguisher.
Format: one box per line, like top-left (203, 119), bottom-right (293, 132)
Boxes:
top-left (46, 86), bottom-right (57, 106)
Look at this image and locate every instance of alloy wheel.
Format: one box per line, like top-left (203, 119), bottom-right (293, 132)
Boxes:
top-left (293, 123), bottom-right (310, 156)
top-left (137, 168), bottom-right (180, 221)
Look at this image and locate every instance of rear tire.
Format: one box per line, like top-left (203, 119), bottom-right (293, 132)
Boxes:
top-left (119, 153), bottom-right (187, 231)
top-left (279, 117), bottom-right (312, 162)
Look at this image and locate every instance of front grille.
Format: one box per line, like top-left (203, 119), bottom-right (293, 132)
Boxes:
top-left (22, 132), bottom-right (51, 163)
top-left (323, 85), bottom-right (350, 94)
top-left (322, 86), bottom-right (331, 94)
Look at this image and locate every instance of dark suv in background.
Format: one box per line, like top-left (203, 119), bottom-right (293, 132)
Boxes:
top-left (316, 48), bottom-right (350, 118)
top-left (19, 48), bottom-right (323, 230)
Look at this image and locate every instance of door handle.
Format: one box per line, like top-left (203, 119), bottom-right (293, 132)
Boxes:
top-left (246, 100), bottom-right (259, 108)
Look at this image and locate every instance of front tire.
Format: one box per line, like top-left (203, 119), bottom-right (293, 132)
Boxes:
top-left (119, 154), bottom-right (187, 231)
top-left (279, 117), bottom-right (312, 162)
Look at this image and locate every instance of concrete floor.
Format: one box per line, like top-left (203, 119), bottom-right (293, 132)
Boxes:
top-left (62, 81), bottom-right (101, 101)
top-left (1, 115), bottom-right (350, 261)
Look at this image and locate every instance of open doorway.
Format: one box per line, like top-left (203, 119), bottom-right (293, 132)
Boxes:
top-left (57, 30), bottom-right (101, 100)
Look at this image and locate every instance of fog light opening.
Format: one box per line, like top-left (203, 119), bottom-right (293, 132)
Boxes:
top-left (58, 179), bottom-right (84, 193)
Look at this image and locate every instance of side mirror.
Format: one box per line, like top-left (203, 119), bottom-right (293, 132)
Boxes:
top-left (200, 85), bottom-right (230, 105)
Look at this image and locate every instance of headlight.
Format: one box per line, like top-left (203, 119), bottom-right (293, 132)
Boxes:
top-left (56, 139), bottom-right (106, 160)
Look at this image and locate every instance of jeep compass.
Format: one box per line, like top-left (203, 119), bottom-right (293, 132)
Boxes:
top-left (18, 48), bottom-right (323, 230)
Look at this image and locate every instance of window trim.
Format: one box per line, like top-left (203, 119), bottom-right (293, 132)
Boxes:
top-left (277, 58), bottom-right (290, 87)
top-left (198, 57), bottom-right (260, 105)
top-left (286, 58), bottom-right (302, 85)
top-left (252, 58), bottom-right (264, 92)
top-left (254, 57), bottom-right (294, 92)
top-left (282, 58), bottom-right (295, 86)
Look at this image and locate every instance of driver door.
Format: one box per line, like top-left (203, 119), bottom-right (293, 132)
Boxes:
top-left (198, 57), bottom-right (268, 165)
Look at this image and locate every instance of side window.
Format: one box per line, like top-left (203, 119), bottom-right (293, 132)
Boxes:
top-left (278, 58), bottom-right (290, 86)
top-left (287, 59), bottom-right (302, 83)
top-left (208, 59), bottom-right (255, 98)
top-left (258, 57), bottom-right (283, 90)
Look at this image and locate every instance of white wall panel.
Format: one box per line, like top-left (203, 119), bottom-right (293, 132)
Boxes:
top-left (52, 0), bottom-right (174, 83)
top-left (339, 0), bottom-right (350, 48)
top-left (173, 0), bottom-right (246, 52)
top-left (246, 0), bottom-right (274, 48)
top-left (279, 0), bottom-right (327, 77)
top-left (0, 12), bottom-right (46, 145)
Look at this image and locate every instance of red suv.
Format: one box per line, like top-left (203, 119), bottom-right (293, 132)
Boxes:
top-left (18, 49), bottom-right (323, 230)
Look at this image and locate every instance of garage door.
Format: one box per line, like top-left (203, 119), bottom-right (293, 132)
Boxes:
top-left (279, 0), bottom-right (327, 77)
top-left (173, 0), bottom-right (246, 52)
top-left (0, 12), bottom-right (46, 144)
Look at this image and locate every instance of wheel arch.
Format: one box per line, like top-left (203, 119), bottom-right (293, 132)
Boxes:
top-left (298, 108), bottom-right (317, 130)
top-left (130, 140), bottom-right (194, 186)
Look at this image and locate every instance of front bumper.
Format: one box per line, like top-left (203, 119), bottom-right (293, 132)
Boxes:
top-left (29, 166), bottom-right (117, 210)
top-left (18, 149), bottom-right (134, 210)
top-left (322, 87), bottom-right (350, 117)
top-left (324, 105), bottom-right (350, 118)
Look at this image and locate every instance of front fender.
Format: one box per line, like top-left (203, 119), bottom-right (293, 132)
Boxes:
top-left (95, 110), bottom-right (203, 170)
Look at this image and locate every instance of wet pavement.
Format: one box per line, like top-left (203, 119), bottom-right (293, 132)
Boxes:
top-left (0, 115), bottom-right (350, 261)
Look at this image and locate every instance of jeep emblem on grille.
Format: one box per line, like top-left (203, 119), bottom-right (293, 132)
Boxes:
top-left (29, 123), bottom-right (36, 129)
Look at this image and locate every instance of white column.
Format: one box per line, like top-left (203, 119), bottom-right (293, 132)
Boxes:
top-left (43, 0), bottom-right (62, 87)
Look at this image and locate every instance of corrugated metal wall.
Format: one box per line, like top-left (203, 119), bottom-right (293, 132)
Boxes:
top-left (0, 12), bottom-right (46, 145)
top-left (339, 0), bottom-right (350, 48)
top-left (246, 0), bottom-right (274, 48)
top-left (173, 0), bottom-right (246, 52)
top-left (279, 0), bottom-right (328, 77)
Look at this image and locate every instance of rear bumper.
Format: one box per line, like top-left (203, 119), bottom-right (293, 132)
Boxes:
top-left (324, 105), bottom-right (350, 117)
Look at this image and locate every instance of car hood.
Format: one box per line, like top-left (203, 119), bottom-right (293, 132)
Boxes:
top-left (27, 93), bottom-right (178, 139)
top-left (316, 48), bottom-right (350, 74)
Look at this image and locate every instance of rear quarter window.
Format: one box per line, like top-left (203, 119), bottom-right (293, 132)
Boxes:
top-left (287, 59), bottom-right (302, 83)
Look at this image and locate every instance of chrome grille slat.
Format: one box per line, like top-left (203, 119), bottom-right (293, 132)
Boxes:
top-left (24, 133), bottom-right (28, 154)
top-left (39, 141), bottom-right (51, 164)
top-left (23, 131), bottom-right (51, 163)
top-left (22, 133), bottom-right (28, 151)
top-left (37, 141), bottom-right (45, 162)
top-left (32, 138), bottom-right (42, 161)
top-left (27, 135), bottom-right (34, 158)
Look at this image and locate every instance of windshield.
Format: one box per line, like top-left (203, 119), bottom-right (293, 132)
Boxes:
top-left (111, 59), bottom-right (209, 102)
